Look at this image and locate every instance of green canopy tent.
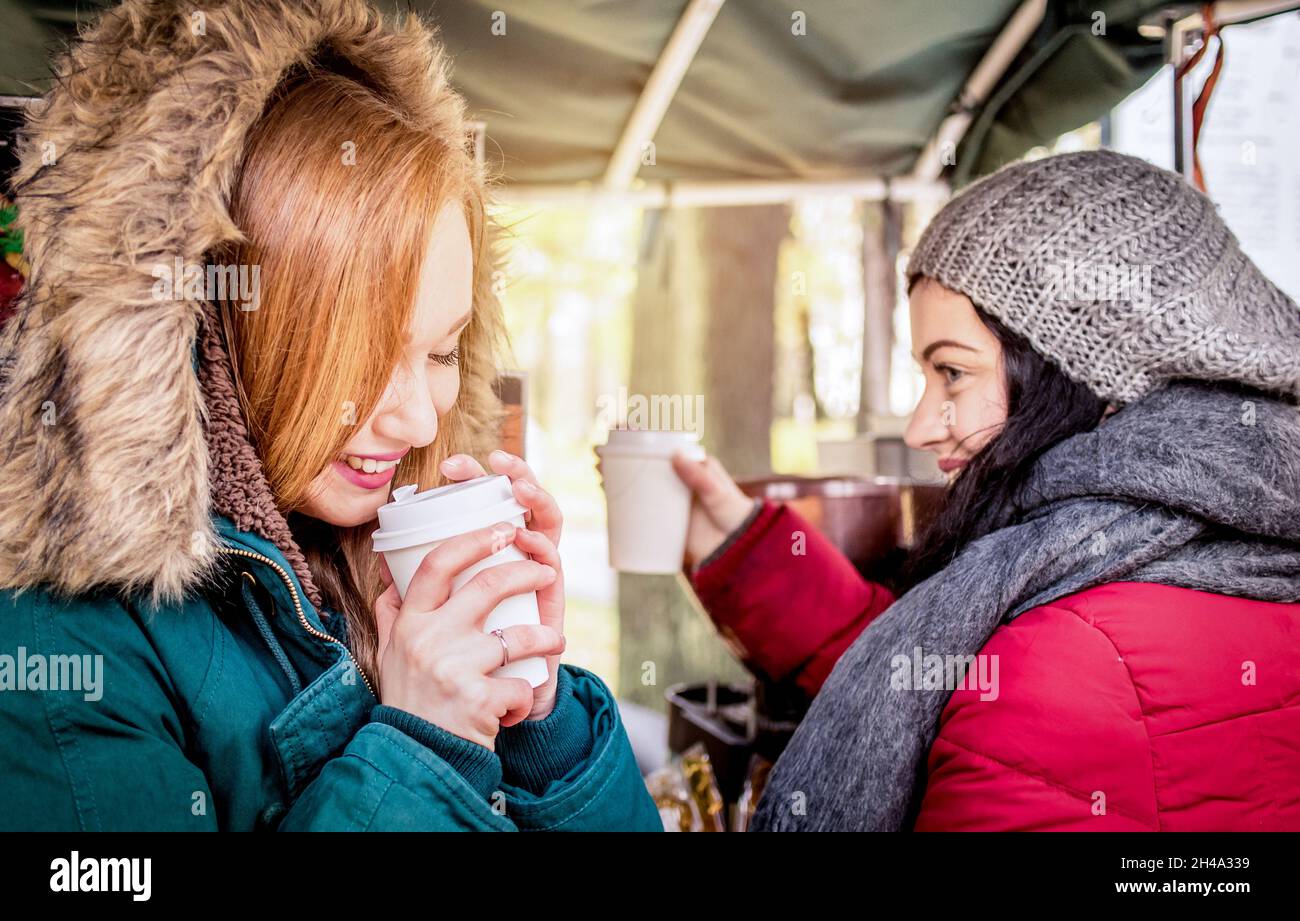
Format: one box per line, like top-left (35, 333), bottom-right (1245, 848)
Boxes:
top-left (2, 0), bottom-right (1177, 193)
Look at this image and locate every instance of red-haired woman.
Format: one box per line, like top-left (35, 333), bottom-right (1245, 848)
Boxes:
top-left (0, 0), bottom-right (658, 832)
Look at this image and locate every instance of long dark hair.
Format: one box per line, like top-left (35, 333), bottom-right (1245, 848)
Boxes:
top-left (898, 292), bottom-right (1109, 594)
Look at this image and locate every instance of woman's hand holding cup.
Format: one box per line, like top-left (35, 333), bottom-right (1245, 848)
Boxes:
top-left (438, 450), bottom-right (566, 720)
top-left (669, 451), bottom-right (756, 569)
top-left (372, 523), bottom-right (565, 749)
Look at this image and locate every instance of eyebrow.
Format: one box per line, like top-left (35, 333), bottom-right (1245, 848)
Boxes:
top-left (917, 339), bottom-right (978, 363)
top-left (408, 309), bottom-right (473, 346)
top-left (444, 309), bottom-right (473, 339)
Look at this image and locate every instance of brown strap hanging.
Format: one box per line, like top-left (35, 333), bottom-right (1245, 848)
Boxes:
top-left (1174, 4), bottom-right (1225, 193)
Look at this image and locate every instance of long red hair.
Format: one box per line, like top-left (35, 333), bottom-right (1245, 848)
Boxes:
top-left (215, 67), bottom-right (506, 685)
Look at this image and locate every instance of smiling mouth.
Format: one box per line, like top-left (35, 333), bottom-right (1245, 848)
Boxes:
top-left (332, 449), bottom-right (409, 490)
top-left (338, 453), bottom-right (402, 475)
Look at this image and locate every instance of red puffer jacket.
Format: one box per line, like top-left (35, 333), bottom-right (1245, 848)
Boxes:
top-left (688, 500), bottom-right (1300, 831)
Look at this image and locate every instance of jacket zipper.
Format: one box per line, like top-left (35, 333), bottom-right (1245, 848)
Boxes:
top-left (218, 546), bottom-right (374, 698)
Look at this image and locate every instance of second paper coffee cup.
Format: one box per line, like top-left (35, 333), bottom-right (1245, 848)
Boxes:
top-left (595, 429), bottom-right (705, 574)
top-left (370, 474), bottom-right (548, 688)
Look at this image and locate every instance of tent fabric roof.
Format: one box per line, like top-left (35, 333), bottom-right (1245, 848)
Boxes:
top-left (1, 0), bottom-right (1175, 186)
top-left (432, 0), bottom-right (1030, 184)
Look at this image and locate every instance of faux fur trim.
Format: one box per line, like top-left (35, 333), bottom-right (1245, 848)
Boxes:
top-left (0, 0), bottom-right (475, 607)
top-left (197, 301), bottom-right (323, 610)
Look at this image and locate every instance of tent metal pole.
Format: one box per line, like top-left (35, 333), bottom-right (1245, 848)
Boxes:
top-left (1188, 0), bottom-right (1300, 28)
top-left (910, 0), bottom-right (1047, 182)
top-left (500, 176), bottom-right (949, 209)
top-left (1170, 21), bottom-right (1196, 179)
top-left (602, 0), bottom-right (725, 191)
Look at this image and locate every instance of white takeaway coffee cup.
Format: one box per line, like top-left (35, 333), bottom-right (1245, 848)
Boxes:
top-left (371, 475), bottom-right (548, 688)
top-left (595, 429), bottom-right (706, 575)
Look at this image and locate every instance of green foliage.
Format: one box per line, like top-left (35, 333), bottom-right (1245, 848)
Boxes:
top-left (1, 201), bottom-right (22, 256)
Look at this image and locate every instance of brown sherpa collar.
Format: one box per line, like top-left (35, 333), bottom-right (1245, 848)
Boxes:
top-left (197, 301), bottom-right (323, 610)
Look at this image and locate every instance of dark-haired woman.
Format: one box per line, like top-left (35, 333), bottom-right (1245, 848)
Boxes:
top-left (671, 150), bottom-right (1300, 831)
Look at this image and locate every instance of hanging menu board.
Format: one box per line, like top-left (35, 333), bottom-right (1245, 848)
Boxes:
top-left (1110, 12), bottom-right (1300, 302)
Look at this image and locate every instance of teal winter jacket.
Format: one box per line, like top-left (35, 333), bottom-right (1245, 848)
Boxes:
top-left (0, 515), bottom-right (660, 831)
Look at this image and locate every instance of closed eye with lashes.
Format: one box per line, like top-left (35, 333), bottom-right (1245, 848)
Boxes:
top-left (429, 345), bottom-right (460, 367)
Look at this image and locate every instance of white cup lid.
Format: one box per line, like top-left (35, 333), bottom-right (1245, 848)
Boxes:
top-left (595, 429), bottom-right (705, 458)
top-left (371, 474), bottom-right (528, 552)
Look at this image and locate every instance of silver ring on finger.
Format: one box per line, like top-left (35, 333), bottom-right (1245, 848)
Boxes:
top-left (491, 628), bottom-right (510, 667)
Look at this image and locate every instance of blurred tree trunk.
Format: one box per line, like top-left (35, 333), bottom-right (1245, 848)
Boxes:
top-left (859, 200), bottom-right (901, 432)
top-left (799, 306), bottom-right (824, 420)
top-left (700, 204), bottom-right (788, 477)
top-left (617, 204), bottom-right (789, 711)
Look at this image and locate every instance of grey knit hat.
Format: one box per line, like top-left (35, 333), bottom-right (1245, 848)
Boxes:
top-left (906, 149), bottom-right (1300, 404)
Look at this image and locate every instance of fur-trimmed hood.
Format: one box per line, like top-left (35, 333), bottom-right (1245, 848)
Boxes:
top-left (0, 0), bottom-right (485, 607)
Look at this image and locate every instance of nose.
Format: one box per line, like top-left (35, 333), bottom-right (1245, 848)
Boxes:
top-left (372, 362), bottom-right (439, 450)
top-left (903, 387), bottom-right (951, 453)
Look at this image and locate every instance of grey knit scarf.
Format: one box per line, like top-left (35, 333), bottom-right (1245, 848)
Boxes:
top-left (750, 380), bottom-right (1300, 831)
